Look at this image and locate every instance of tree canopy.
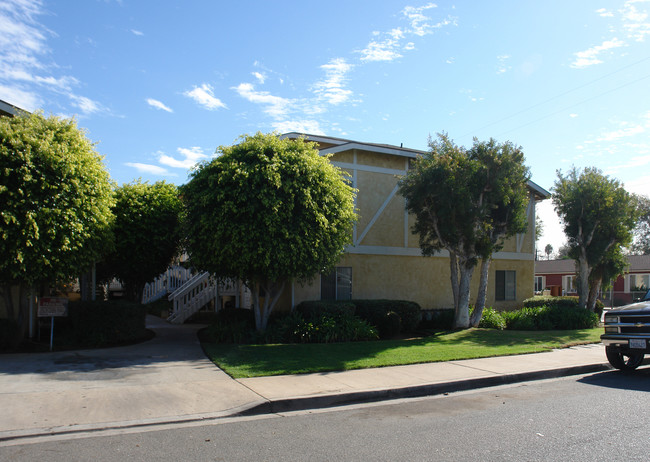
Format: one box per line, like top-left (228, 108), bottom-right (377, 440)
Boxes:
top-left (399, 133), bottom-right (530, 328)
top-left (0, 113), bottom-right (114, 323)
top-left (632, 194), bottom-right (650, 255)
top-left (181, 132), bottom-right (357, 331)
top-left (553, 167), bottom-right (637, 310)
top-left (101, 180), bottom-right (183, 301)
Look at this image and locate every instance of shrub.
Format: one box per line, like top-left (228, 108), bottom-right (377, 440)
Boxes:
top-left (376, 311), bottom-right (402, 338)
top-left (351, 300), bottom-right (421, 335)
top-left (500, 304), bottom-right (598, 331)
top-left (202, 308), bottom-right (255, 343)
top-left (478, 307), bottom-right (506, 330)
top-left (0, 318), bottom-right (19, 350)
top-left (295, 300), bottom-right (355, 321)
top-left (419, 309), bottom-right (455, 330)
top-left (56, 300), bottom-right (147, 347)
top-left (524, 295), bottom-right (604, 317)
top-left (144, 298), bottom-right (172, 317)
top-left (265, 310), bottom-right (378, 344)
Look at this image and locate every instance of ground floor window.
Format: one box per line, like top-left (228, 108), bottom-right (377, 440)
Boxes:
top-left (495, 270), bottom-right (516, 301)
top-left (563, 275), bottom-right (576, 294)
top-left (321, 267), bottom-right (352, 301)
top-left (629, 274), bottom-right (650, 292)
top-left (534, 275), bottom-right (545, 293)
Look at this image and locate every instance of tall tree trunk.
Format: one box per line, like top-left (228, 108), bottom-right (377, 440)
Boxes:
top-left (252, 279), bottom-right (285, 332)
top-left (453, 257), bottom-right (475, 329)
top-left (576, 256), bottom-right (590, 309)
top-left (449, 251), bottom-right (460, 312)
top-left (587, 278), bottom-right (601, 312)
top-left (470, 257), bottom-right (491, 327)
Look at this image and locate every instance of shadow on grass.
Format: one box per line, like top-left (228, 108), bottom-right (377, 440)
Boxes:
top-left (202, 327), bottom-right (602, 378)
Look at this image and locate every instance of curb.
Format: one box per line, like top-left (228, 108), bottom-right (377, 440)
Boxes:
top-left (0, 362), bottom-right (611, 444)
top-left (236, 362), bottom-right (612, 416)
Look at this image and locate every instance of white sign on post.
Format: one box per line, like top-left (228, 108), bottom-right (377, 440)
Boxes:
top-left (38, 297), bottom-right (69, 317)
top-left (38, 297), bottom-right (69, 351)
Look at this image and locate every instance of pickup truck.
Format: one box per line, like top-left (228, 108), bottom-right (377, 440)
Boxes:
top-left (601, 289), bottom-right (650, 371)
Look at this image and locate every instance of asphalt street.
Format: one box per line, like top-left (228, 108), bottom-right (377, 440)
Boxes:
top-left (2, 368), bottom-right (649, 461)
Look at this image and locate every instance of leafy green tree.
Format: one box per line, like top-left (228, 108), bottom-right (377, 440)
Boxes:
top-left (0, 113), bottom-right (114, 337)
top-left (535, 216), bottom-right (544, 242)
top-left (631, 194), bottom-right (650, 254)
top-left (101, 180), bottom-right (183, 301)
top-left (557, 243), bottom-right (571, 259)
top-left (553, 167), bottom-right (637, 311)
top-left (181, 133), bottom-right (357, 331)
top-left (399, 133), bottom-right (530, 329)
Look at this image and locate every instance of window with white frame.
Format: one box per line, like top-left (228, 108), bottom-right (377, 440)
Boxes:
top-left (534, 276), bottom-right (545, 293)
top-left (629, 274), bottom-right (650, 292)
top-left (495, 270), bottom-right (516, 301)
top-left (321, 267), bottom-right (352, 301)
top-left (563, 275), bottom-right (576, 294)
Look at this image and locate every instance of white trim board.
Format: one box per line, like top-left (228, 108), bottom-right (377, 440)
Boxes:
top-left (345, 245), bottom-right (534, 261)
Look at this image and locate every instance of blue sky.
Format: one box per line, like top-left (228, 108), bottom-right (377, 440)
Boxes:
top-left (2, 0), bottom-right (650, 252)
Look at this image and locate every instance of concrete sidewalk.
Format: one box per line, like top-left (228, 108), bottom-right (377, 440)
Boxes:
top-left (0, 316), bottom-right (612, 443)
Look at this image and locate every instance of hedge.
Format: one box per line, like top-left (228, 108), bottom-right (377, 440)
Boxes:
top-left (55, 300), bottom-right (148, 348)
top-left (295, 299), bottom-right (421, 338)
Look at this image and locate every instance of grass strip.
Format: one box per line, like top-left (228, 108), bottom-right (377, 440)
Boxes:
top-left (202, 327), bottom-right (602, 378)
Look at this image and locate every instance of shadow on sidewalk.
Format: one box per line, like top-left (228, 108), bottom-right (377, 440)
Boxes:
top-left (0, 316), bottom-right (212, 376)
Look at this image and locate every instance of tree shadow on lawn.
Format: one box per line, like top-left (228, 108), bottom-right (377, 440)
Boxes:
top-left (203, 328), bottom-right (601, 377)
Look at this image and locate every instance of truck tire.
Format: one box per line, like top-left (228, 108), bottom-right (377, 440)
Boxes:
top-left (606, 346), bottom-right (644, 371)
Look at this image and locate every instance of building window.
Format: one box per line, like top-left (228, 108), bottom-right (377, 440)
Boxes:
top-left (563, 275), bottom-right (576, 294)
top-left (629, 274), bottom-right (650, 292)
top-left (495, 270), bottom-right (516, 301)
top-left (534, 276), bottom-right (545, 293)
top-left (321, 267), bottom-right (352, 301)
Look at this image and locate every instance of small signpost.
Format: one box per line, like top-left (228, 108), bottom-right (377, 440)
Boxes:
top-left (38, 297), bottom-right (69, 351)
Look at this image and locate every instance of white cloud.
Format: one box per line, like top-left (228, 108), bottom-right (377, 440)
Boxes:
top-left (596, 8), bottom-right (614, 17)
top-left (130, 29), bottom-right (144, 36)
top-left (146, 98), bottom-right (173, 112)
top-left (569, 113), bottom-right (579, 118)
top-left (571, 38), bottom-right (625, 68)
top-left (496, 54), bottom-right (511, 74)
top-left (358, 3), bottom-right (455, 62)
top-left (313, 58), bottom-right (353, 105)
top-left (0, 84), bottom-right (40, 111)
top-left (159, 146), bottom-right (208, 169)
top-left (402, 3), bottom-right (439, 36)
top-left (620, 0), bottom-right (650, 41)
top-left (252, 71), bottom-right (266, 84)
top-left (272, 119), bottom-right (325, 135)
top-left (0, 0), bottom-right (109, 114)
top-left (70, 94), bottom-right (104, 115)
top-left (125, 162), bottom-right (170, 175)
top-left (359, 39), bottom-right (403, 62)
top-left (232, 82), bottom-right (291, 118)
top-left (184, 83), bottom-right (227, 110)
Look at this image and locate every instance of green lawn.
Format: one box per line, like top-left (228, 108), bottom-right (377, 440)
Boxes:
top-left (202, 327), bottom-right (602, 378)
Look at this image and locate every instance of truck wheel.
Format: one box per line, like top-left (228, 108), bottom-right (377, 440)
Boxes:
top-left (606, 346), bottom-right (644, 371)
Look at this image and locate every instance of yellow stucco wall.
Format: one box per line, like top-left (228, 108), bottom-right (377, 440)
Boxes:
top-left (272, 145), bottom-right (540, 312)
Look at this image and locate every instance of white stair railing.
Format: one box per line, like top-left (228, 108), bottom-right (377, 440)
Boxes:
top-left (167, 272), bottom-right (218, 324)
top-left (142, 266), bottom-right (193, 304)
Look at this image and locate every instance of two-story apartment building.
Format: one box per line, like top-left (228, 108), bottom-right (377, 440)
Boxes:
top-left (274, 133), bottom-right (550, 311)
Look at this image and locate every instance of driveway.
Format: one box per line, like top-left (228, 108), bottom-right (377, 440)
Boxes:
top-left (0, 316), bottom-right (263, 436)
